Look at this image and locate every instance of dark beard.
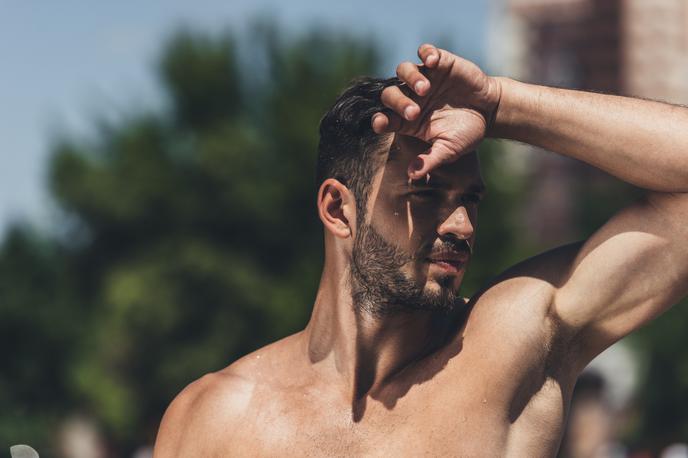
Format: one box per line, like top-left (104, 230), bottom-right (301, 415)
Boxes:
top-left (350, 222), bottom-right (462, 317)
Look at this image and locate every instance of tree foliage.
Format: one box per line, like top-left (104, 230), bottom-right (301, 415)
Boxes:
top-left (2, 25), bottom-right (380, 453)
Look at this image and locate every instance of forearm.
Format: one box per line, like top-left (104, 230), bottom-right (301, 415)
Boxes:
top-left (489, 77), bottom-right (688, 192)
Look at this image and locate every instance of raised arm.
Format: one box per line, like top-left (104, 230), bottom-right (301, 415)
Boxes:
top-left (492, 78), bottom-right (688, 364)
top-left (375, 44), bottom-right (688, 366)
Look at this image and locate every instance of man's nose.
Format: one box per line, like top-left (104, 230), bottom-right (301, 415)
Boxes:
top-left (437, 206), bottom-right (474, 240)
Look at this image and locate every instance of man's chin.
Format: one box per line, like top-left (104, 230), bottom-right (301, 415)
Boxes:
top-left (425, 273), bottom-right (464, 297)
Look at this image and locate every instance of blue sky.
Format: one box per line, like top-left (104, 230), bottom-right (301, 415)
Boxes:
top-left (0, 0), bottom-right (491, 237)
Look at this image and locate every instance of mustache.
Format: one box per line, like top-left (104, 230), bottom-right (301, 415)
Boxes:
top-left (425, 238), bottom-right (473, 258)
top-left (414, 238), bottom-right (473, 259)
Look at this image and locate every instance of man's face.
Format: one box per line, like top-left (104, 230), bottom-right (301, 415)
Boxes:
top-left (350, 134), bottom-right (484, 316)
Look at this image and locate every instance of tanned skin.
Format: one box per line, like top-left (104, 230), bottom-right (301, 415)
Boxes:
top-left (153, 44), bottom-right (688, 457)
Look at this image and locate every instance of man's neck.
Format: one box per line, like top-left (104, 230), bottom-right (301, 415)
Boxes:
top-left (302, 261), bottom-right (462, 411)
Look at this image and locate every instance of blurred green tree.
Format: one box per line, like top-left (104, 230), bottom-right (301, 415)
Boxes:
top-left (630, 299), bottom-right (688, 448)
top-left (0, 226), bottom-right (82, 452)
top-left (47, 25), bottom-right (382, 452)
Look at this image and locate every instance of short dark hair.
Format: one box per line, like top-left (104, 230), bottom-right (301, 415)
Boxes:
top-left (316, 76), bottom-right (400, 219)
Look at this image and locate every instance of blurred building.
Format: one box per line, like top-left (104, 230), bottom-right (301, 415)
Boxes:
top-left (502, 0), bottom-right (688, 101)
top-left (489, 0), bottom-right (688, 243)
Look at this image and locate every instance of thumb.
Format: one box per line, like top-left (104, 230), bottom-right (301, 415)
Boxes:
top-left (407, 141), bottom-right (457, 179)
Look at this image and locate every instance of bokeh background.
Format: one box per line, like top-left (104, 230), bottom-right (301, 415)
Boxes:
top-left (2, 0), bottom-right (688, 456)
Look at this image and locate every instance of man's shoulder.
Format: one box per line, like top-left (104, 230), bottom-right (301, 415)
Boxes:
top-left (482, 242), bottom-right (582, 295)
top-left (153, 369), bottom-right (255, 456)
top-left (468, 241), bottom-right (583, 322)
top-left (462, 242), bottom-right (585, 374)
top-left (173, 367), bottom-right (256, 419)
top-left (154, 333), bottom-right (303, 456)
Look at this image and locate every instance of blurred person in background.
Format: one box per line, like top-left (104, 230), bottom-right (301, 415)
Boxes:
top-left (153, 44), bottom-right (688, 456)
top-left (560, 371), bottom-right (625, 458)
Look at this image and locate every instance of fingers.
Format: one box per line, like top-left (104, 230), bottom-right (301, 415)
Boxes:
top-left (374, 47), bottom-right (443, 132)
top-left (396, 61), bottom-right (430, 96)
top-left (371, 111), bottom-right (404, 134)
top-left (371, 84), bottom-right (414, 134)
top-left (418, 44), bottom-right (440, 68)
top-left (380, 84), bottom-right (420, 122)
top-left (371, 43), bottom-right (459, 136)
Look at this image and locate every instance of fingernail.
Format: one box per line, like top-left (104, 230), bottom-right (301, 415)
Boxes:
top-left (427, 54), bottom-right (438, 65)
top-left (414, 80), bottom-right (427, 93)
top-left (404, 105), bottom-right (415, 120)
top-left (409, 157), bottom-right (423, 173)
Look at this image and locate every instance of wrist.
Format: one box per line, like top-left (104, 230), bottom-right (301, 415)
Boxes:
top-left (486, 77), bottom-right (535, 140)
top-left (484, 76), bottom-right (504, 136)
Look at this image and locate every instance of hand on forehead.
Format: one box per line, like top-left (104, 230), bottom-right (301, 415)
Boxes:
top-left (385, 134), bottom-right (481, 187)
top-left (373, 43), bottom-right (495, 180)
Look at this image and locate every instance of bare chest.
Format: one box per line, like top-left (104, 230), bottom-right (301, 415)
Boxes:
top-left (226, 362), bottom-right (569, 457)
top-left (218, 294), bottom-right (574, 456)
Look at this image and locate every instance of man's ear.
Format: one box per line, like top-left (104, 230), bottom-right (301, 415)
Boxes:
top-left (317, 179), bottom-right (356, 239)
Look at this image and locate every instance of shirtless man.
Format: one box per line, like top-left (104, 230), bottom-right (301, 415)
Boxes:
top-left (153, 44), bottom-right (688, 456)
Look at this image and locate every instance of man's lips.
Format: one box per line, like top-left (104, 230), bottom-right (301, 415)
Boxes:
top-left (426, 251), bottom-right (470, 272)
